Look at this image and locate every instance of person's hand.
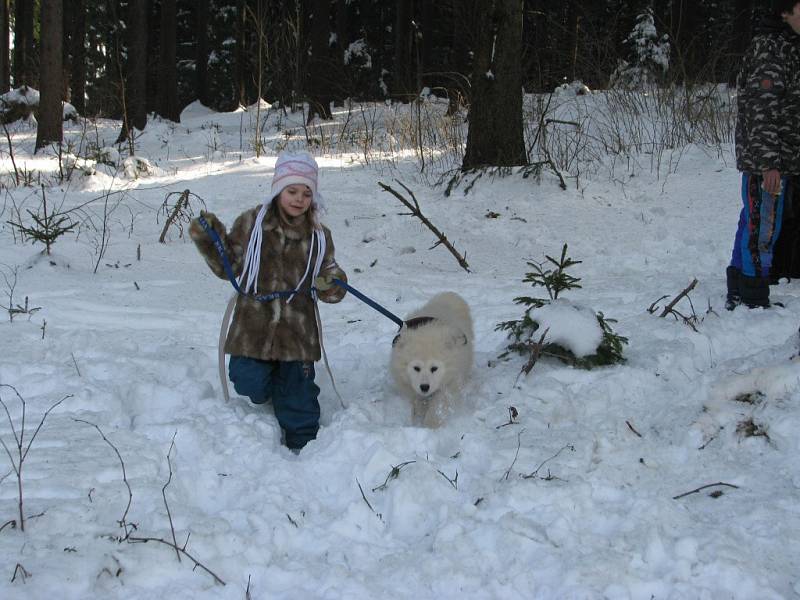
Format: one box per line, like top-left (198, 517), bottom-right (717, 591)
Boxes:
top-left (762, 169), bottom-right (782, 196)
top-left (190, 211), bottom-right (224, 239)
top-left (314, 275), bottom-right (335, 292)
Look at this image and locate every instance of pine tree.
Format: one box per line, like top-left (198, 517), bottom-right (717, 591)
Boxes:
top-left (497, 244), bottom-right (628, 372)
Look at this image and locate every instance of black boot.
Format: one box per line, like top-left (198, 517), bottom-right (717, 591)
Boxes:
top-left (739, 274), bottom-right (770, 308)
top-left (725, 266), bottom-right (741, 311)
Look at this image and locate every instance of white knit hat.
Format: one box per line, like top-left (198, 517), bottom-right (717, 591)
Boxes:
top-left (270, 151), bottom-right (324, 209)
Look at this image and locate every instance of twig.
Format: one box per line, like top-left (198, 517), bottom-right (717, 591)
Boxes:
top-left (71, 352), bottom-right (82, 377)
top-left (74, 419), bottom-right (225, 585)
top-left (356, 478), bottom-right (379, 519)
top-left (673, 482), bottom-right (739, 500)
top-left (378, 180), bottom-right (471, 272)
top-left (73, 418), bottom-right (135, 538)
top-left (436, 468), bottom-right (458, 489)
top-left (658, 279), bottom-right (698, 318)
top-left (0, 385), bottom-right (70, 531)
top-left (11, 563), bottom-right (30, 583)
top-left (161, 432), bottom-right (180, 562)
top-left (495, 406), bottom-right (519, 429)
top-left (372, 461), bottom-right (416, 492)
top-left (522, 444), bottom-right (575, 480)
top-left (0, 519), bottom-right (16, 534)
top-left (502, 430), bottom-right (524, 481)
top-left (246, 574), bottom-right (253, 600)
top-left (625, 420), bottom-right (642, 438)
top-left (126, 534), bottom-right (226, 585)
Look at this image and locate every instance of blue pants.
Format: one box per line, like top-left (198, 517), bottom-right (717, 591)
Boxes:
top-left (730, 172), bottom-right (787, 277)
top-left (228, 356), bottom-right (320, 449)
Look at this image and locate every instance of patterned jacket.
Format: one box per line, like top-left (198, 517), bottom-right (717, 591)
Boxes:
top-left (735, 18), bottom-right (800, 176)
top-left (189, 206), bottom-right (347, 362)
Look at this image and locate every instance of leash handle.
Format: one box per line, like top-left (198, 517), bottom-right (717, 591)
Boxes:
top-left (331, 278), bottom-right (404, 328)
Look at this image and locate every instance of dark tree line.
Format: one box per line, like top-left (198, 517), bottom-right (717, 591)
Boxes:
top-left (0, 0), bottom-right (779, 158)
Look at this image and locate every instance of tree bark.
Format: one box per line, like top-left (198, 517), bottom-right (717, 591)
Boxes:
top-left (462, 0), bottom-right (527, 169)
top-left (157, 0), bottom-right (180, 121)
top-left (118, 0), bottom-right (148, 142)
top-left (14, 0), bottom-right (35, 87)
top-left (307, 0), bottom-right (333, 120)
top-left (393, 0), bottom-right (413, 99)
top-left (36, 0), bottom-right (64, 152)
top-left (0, 0), bottom-right (9, 92)
top-left (195, 0), bottom-right (210, 106)
top-left (70, 0), bottom-right (86, 115)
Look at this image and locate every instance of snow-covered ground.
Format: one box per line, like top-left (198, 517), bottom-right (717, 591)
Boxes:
top-left (1, 99), bottom-right (799, 599)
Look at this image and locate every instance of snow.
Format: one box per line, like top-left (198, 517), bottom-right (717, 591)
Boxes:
top-left (0, 96), bottom-right (799, 599)
top-left (529, 299), bottom-right (603, 358)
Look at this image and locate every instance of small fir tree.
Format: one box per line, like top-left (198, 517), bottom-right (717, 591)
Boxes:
top-left (497, 244), bottom-right (628, 371)
top-left (609, 8), bottom-right (670, 89)
top-left (7, 187), bottom-right (76, 255)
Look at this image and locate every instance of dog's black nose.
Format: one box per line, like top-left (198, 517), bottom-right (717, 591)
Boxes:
top-left (420, 384), bottom-right (429, 392)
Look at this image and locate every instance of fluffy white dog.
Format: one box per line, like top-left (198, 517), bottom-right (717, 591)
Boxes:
top-left (390, 292), bottom-right (474, 427)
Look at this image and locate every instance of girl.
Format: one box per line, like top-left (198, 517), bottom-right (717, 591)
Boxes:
top-left (189, 151), bottom-right (347, 450)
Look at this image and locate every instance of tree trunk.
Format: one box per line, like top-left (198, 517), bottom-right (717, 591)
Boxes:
top-left (195, 0), bottom-right (210, 106)
top-left (462, 0), bottom-right (527, 169)
top-left (235, 0), bottom-right (247, 107)
top-left (731, 0), bottom-right (753, 81)
top-left (333, 0), bottom-right (348, 106)
top-left (307, 0), bottom-right (333, 121)
top-left (14, 0), bottom-right (35, 87)
top-left (0, 0), bottom-right (9, 92)
top-left (70, 0), bottom-right (86, 115)
top-left (157, 0), bottom-right (180, 121)
top-left (36, 0), bottom-right (64, 152)
top-left (118, 0), bottom-right (148, 142)
top-left (393, 0), bottom-right (413, 99)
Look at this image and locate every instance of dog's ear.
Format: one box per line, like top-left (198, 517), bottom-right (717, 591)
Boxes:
top-left (446, 333), bottom-right (468, 348)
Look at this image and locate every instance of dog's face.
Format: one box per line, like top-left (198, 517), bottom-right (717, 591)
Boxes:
top-left (406, 359), bottom-right (446, 397)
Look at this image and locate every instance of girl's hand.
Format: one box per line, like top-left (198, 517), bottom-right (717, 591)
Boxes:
top-left (314, 275), bottom-right (334, 291)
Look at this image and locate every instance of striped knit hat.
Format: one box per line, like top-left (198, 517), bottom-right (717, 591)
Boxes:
top-left (270, 151), bottom-right (323, 209)
top-left (238, 151), bottom-right (324, 295)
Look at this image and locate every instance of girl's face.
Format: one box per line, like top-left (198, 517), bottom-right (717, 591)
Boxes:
top-left (277, 184), bottom-right (313, 218)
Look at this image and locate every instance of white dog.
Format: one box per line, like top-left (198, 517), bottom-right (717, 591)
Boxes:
top-left (390, 292), bottom-right (474, 427)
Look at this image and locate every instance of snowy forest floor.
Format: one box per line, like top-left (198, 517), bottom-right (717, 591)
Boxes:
top-left (0, 98), bottom-right (799, 599)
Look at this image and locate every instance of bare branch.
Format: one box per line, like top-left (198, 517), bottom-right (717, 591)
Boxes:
top-left (673, 482), bottom-right (740, 500)
top-left (378, 181), bottom-right (471, 273)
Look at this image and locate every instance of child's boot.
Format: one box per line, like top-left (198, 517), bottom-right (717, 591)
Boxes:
top-left (725, 266), bottom-right (741, 311)
top-left (739, 274), bottom-right (770, 308)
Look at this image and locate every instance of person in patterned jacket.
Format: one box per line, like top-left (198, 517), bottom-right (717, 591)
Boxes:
top-left (189, 151), bottom-right (347, 450)
top-left (727, 0), bottom-right (800, 309)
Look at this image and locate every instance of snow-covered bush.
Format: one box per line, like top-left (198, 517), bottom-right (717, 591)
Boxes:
top-left (0, 86), bottom-right (78, 124)
top-left (609, 9), bottom-right (670, 89)
top-left (497, 244), bottom-right (627, 371)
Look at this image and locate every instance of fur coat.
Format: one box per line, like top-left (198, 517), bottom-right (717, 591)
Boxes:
top-left (189, 205), bottom-right (347, 362)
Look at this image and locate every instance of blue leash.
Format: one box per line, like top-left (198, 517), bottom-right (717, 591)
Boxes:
top-left (330, 278), bottom-right (404, 328)
top-left (198, 214), bottom-right (404, 328)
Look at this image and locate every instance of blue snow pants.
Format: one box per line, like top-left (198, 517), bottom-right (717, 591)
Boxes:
top-left (228, 356), bottom-right (320, 450)
top-left (730, 172), bottom-right (787, 278)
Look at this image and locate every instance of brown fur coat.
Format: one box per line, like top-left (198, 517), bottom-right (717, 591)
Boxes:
top-left (189, 205), bottom-right (347, 362)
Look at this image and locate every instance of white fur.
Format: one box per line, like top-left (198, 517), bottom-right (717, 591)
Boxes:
top-left (390, 292), bottom-right (474, 427)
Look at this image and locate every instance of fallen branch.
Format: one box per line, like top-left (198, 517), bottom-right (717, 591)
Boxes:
top-left (378, 180), bottom-right (470, 273)
top-left (158, 189), bottom-right (206, 243)
top-left (657, 279), bottom-right (698, 318)
top-left (672, 481), bottom-right (740, 500)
